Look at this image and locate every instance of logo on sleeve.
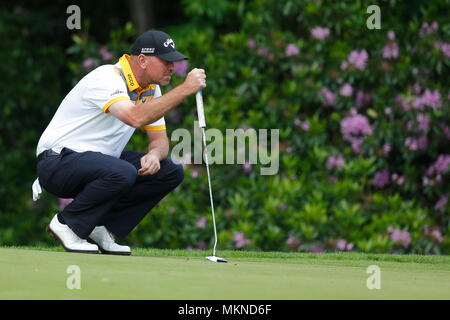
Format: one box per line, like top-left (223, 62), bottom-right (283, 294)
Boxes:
top-left (111, 89), bottom-right (125, 96)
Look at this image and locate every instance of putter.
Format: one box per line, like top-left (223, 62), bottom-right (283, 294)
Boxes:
top-left (196, 90), bottom-right (228, 263)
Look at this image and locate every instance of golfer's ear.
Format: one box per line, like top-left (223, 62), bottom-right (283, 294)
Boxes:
top-left (138, 54), bottom-right (150, 68)
top-left (130, 54), bottom-right (147, 68)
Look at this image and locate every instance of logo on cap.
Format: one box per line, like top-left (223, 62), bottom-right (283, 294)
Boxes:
top-left (141, 47), bottom-right (155, 54)
top-left (164, 38), bottom-right (175, 49)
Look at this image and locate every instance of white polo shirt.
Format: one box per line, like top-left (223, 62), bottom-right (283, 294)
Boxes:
top-left (36, 55), bottom-right (166, 158)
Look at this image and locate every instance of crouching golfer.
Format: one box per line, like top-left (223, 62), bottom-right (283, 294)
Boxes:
top-left (34, 30), bottom-right (206, 255)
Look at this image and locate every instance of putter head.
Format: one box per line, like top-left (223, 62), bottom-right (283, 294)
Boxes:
top-left (206, 256), bottom-right (228, 263)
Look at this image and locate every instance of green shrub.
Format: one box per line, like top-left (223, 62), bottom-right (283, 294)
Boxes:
top-left (2, 1), bottom-right (449, 254)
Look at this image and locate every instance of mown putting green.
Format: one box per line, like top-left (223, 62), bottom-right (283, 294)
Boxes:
top-left (0, 247), bottom-right (449, 299)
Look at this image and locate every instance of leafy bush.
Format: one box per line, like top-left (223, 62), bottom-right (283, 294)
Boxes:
top-left (0, 6), bottom-right (69, 246)
top-left (140, 0), bottom-right (449, 254)
top-left (2, 1), bottom-right (449, 254)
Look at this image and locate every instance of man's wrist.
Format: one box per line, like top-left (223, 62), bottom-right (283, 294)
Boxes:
top-left (147, 150), bottom-right (160, 159)
top-left (147, 150), bottom-right (166, 161)
top-left (176, 81), bottom-right (195, 97)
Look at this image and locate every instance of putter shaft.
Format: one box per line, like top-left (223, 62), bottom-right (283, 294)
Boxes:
top-left (201, 127), bottom-right (217, 257)
top-left (196, 90), bottom-right (226, 262)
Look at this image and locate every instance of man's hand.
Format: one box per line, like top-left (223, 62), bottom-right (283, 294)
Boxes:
top-left (138, 153), bottom-right (161, 175)
top-left (182, 68), bottom-right (206, 95)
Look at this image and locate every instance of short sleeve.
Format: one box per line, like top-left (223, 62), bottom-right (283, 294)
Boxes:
top-left (142, 85), bottom-right (166, 131)
top-left (83, 66), bottom-right (131, 113)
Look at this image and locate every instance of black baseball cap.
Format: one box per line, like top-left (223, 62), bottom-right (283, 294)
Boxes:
top-left (131, 30), bottom-right (188, 62)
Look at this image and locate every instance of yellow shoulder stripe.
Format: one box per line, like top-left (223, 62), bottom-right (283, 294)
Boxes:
top-left (102, 96), bottom-right (130, 113)
top-left (142, 125), bottom-right (166, 131)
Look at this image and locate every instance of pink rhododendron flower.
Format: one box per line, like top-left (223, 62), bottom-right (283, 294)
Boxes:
top-left (191, 169), bottom-right (199, 178)
top-left (389, 228), bottom-right (411, 247)
top-left (285, 43), bottom-right (300, 56)
top-left (257, 47), bottom-right (275, 60)
top-left (419, 21), bottom-right (438, 37)
top-left (310, 27), bottom-right (331, 40)
top-left (405, 136), bottom-right (428, 151)
top-left (391, 173), bottom-right (405, 185)
top-left (99, 46), bottom-right (113, 61)
top-left (413, 83), bottom-right (422, 95)
top-left (434, 195), bottom-right (448, 211)
top-left (319, 88), bottom-right (336, 107)
top-left (294, 118), bottom-right (310, 131)
top-left (196, 216), bottom-right (207, 229)
top-left (301, 120), bottom-right (310, 131)
top-left (327, 155), bottom-right (345, 170)
top-left (413, 89), bottom-right (442, 110)
top-left (440, 43), bottom-right (450, 58)
top-left (309, 246), bottom-right (325, 253)
top-left (174, 60), bottom-right (189, 76)
top-left (416, 114), bottom-right (430, 131)
top-left (424, 226), bottom-right (444, 243)
top-left (340, 113), bottom-right (373, 153)
top-left (340, 61), bottom-right (349, 70)
top-left (426, 155), bottom-right (450, 177)
top-left (355, 90), bottom-right (372, 108)
top-left (234, 232), bottom-right (251, 248)
top-left (387, 30), bottom-right (396, 40)
top-left (340, 83), bottom-right (353, 97)
top-left (383, 144), bottom-right (391, 156)
top-left (383, 42), bottom-right (399, 59)
top-left (247, 38), bottom-right (256, 49)
top-left (335, 239), bottom-right (354, 251)
top-left (430, 229), bottom-right (444, 243)
top-left (340, 115), bottom-right (373, 153)
top-left (347, 49), bottom-right (368, 70)
top-left (441, 124), bottom-right (450, 140)
top-left (373, 169), bottom-right (390, 188)
top-left (82, 58), bottom-right (98, 68)
top-left (396, 95), bottom-right (414, 111)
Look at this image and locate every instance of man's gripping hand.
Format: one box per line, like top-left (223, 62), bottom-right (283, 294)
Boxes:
top-left (138, 153), bottom-right (161, 175)
top-left (182, 68), bottom-right (206, 95)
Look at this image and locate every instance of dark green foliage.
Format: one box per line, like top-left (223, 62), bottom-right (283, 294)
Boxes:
top-left (1, 1), bottom-right (449, 254)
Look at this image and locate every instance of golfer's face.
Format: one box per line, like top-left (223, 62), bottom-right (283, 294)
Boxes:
top-left (146, 56), bottom-right (174, 86)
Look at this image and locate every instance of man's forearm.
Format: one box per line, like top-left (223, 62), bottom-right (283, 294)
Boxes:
top-left (147, 138), bottom-right (169, 160)
top-left (134, 84), bottom-right (190, 127)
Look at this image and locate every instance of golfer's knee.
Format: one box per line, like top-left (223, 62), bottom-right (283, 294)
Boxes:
top-left (159, 158), bottom-right (184, 188)
top-left (109, 164), bottom-right (137, 190)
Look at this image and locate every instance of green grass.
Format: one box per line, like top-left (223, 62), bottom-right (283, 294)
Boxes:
top-left (1, 246), bottom-right (449, 299)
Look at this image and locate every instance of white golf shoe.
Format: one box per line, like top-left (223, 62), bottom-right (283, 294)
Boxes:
top-left (47, 214), bottom-right (99, 253)
top-left (88, 226), bottom-right (131, 256)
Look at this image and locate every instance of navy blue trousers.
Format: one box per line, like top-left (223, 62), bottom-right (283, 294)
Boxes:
top-left (37, 148), bottom-right (184, 239)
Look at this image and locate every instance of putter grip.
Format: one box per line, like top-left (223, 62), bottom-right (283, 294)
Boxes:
top-left (196, 90), bottom-right (206, 128)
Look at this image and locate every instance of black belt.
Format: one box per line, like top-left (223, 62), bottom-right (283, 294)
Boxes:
top-left (37, 149), bottom-right (60, 162)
